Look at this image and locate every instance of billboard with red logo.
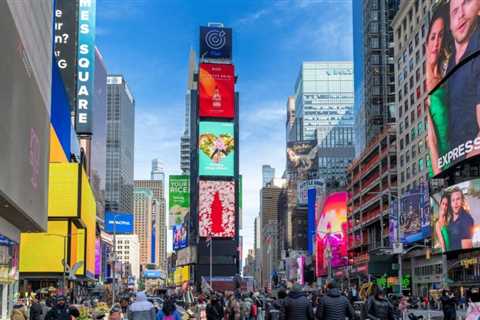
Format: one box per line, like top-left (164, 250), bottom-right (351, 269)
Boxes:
top-left (199, 63), bottom-right (235, 118)
top-left (199, 180), bottom-right (235, 238)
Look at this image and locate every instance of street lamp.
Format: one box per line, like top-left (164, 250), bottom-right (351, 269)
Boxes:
top-left (111, 214), bottom-right (121, 306)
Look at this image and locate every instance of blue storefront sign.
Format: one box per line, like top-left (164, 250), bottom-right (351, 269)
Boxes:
top-left (105, 212), bottom-right (134, 234)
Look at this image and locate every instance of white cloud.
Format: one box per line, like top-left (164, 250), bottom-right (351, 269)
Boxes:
top-left (236, 8), bottom-right (270, 26)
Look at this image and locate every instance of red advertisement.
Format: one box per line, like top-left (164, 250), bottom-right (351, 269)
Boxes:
top-left (199, 63), bottom-right (235, 118)
top-left (199, 180), bottom-right (235, 238)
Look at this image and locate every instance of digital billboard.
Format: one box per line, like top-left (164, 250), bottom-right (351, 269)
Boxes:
top-left (431, 179), bottom-right (480, 253)
top-left (199, 26), bottom-right (232, 60)
top-left (399, 185), bottom-right (430, 244)
top-left (286, 141), bottom-right (318, 179)
top-left (298, 179), bottom-right (325, 206)
top-left (199, 180), bottom-right (235, 238)
top-left (315, 192), bottom-right (348, 277)
top-left (199, 121), bottom-right (234, 176)
top-left (168, 175), bottom-right (190, 227)
top-left (104, 212), bottom-right (134, 234)
top-left (173, 223), bottom-right (188, 251)
top-left (199, 63), bottom-right (234, 118)
top-left (426, 1), bottom-right (480, 176)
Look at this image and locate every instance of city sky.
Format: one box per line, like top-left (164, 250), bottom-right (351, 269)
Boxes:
top-left (96, 0), bottom-right (353, 257)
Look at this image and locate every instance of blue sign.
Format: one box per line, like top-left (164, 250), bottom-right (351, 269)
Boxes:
top-left (307, 188), bottom-right (316, 255)
top-left (75, 0), bottom-right (96, 134)
top-left (199, 26), bottom-right (232, 60)
top-left (105, 212), bottom-right (133, 234)
top-left (399, 184), bottom-right (431, 244)
top-left (144, 270), bottom-right (165, 279)
top-left (173, 224), bottom-right (188, 251)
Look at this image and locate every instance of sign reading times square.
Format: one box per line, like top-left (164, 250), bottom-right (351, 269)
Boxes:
top-left (75, 0), bottom-right (96, 134)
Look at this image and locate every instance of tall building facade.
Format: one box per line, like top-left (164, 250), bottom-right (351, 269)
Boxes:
top-left (362, 0), bottom-right (400, 144)
top-left (353, 0), bottom-right (366, 156)
top-left (262, 165), bottom-right (275, 187)
top-left (286, 96), bottom-right (296, 142)
top-left (106, 75), bottom-right (135, 213)
top-left (180, 49), bottom-right (196, 174)
top-left (392, 0), bottom-right (431, 194)
top-left (135, 166), bottom-right (167, 273)
top-left (115, 234), bottom-right (140, 284)
top-left (294, 62), bottom-right (354, 141)
top-left (133, 188), bottom-right (153, 266)
top-left (151, 159), bottom-right (165, 182)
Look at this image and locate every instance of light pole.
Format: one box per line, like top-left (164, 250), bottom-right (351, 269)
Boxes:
top-left (111, 214), bottom-right (120, 306)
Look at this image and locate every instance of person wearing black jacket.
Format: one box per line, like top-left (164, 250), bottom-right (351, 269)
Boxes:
top-left (315, 282), bottom-right (354, 320)
top-left (284, 284), bottom-right (314, 320)
top-left (44, 296), bottom-right (70, 320)
top-left (440, 290), bottom-right (457, 320)
top-left (206, 295), bottom-right (224, 320)
top-left (29, 297), bottom-right (43, 320)
top-left (366, 288), bottom-right (395, 320)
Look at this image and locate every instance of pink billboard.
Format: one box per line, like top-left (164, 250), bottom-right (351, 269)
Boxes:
top-left (316, 192), bottom-right (348, 277)
top-left (199, 180), bottom-right (235, 238)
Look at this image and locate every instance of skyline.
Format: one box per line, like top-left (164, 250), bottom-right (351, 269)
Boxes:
top-left (96, 0), bottom-right (353, 256)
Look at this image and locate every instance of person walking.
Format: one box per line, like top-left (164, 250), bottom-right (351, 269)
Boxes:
top-left (127, 292), bottom-right (156, 320)
top-left (365, 288), bottom-right (395, 320)
top-left (440, 290), bottom-right (457, 320)
top-left (315, 281), bottom-right (354, 320)
top-left (225, 291), bottom-right (241, 320)
top-left (206, 295), bottom-right (224, 320)
top-left (398, 296), bottom-right (409, 320)
top-left (156, 298), bottom-right (181, 320)
top-left (270, 289), bottom-right (287, 320)
top-left (11, 302), bottom-right (28, 320)
top-left (29, 297), bottom-right (44, 320)
top-left (284, 284), bottom-right (314, 320)
top-left (44, 296), bottom-right (70, 320)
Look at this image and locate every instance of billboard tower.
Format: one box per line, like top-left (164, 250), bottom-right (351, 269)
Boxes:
top-left (190, 23), bottom-right (239, 287)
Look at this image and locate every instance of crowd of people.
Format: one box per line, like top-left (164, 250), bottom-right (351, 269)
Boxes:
top-left (11, 283), bottom-right (476, 320)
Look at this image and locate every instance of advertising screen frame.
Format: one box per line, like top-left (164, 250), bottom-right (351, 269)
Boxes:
top-left (430, 178), bottom-right (480, 254)
top-left (173, 223), bottom-right (188, 251)
top-left (286, 141), bottom-right (318, 179)
top-left (425, 2), bottom-right (480, 177)
top-left (169, 175), bottom-right (190, 227)
top-left (104, 212), bottom-right (134, 234)
top-left (198, 121), bottom-right (234, 177)
top-left (199, 63), bottom-right (235, 118)
top-left (199, 26), bottom-right (232, 60)
top-left (198, 180), bottom-right (236, 238)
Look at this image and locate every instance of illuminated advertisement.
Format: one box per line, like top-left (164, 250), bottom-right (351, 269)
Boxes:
top-left (286, 141), bottom-right (318, 179)
top-left (431, 179), bottom-right (480, 253)
top-left (199, 121), bottom-right (234, 176)
top-left (199, 180), bottom-right (235, 238)
top-left (426, 1), bottom-right (480, 176)
top-left (168, 175), bottom-right (190, 227)
top-left (105, 212), bottom-right (134, 234)
top-left (199, 26), bottom-right (232, 60)
top-left (173, 223), bottom-right (188, 251)
top-left (399, 184), bottom-right (430, 244)
top-left (75, 0), bottom-right (96, 134)
top-left (389, 201), bottom-right (399, 245)
top-left (316, 192), bottom-right (348, 276)
top-left (298, 179), bottom-right (325, 206)
top-left (95, 238), bottom-right (101, 277)
top-left (199, 63), bottom-right (234, 118)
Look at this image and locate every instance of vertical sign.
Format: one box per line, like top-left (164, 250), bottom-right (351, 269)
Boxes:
top-left (307, 188), bottom-right (316, 255)
top-left (54, 0), bottom-right (78, 112)
top-left (76, 0), bottom-right (96, 134)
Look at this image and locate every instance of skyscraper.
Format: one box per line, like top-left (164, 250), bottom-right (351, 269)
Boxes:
top-left (286, 96), bottom-right (296, 142)
top-left (353, 0), bottom-right (365, 156)
top-left (294, 62), bottom-right (354, 141)
top-left (262, 165), bottom-right (275, 187)
top-left (362, 0), bottom-right (400, 144)
top-left (151, 159), bottom-right (165, 182)
top-left (180, 48), bottom-right (197, 174)
top-left (133, 187), bottom-right (153, 266)
top-left (106, 75), bottom-right (135, 213)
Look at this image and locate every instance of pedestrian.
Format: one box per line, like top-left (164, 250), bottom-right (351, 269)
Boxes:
top-left (224, 291), bottom-right (241, 320)
top-left (11, 302), bottom-right (28, 320)
top-left (127, 292), bottom-right (156, 320)
top-left (195, 295), bottom-right (207, 320)
top-left (120, 298), bottom-right (130, 317)
top-left (283, 284), bottom-right (314, 320)
top-left (240, 295), bottom-right (253, 320)
top-left (365, 288), bottom-right (395, 320)
top-left (109, 305), bottom-right (123, 320)
top-left (206, 294), bottom-right (224, 320)
top-left (44, 296), bottom-right (70, 320)
top-left (440, 290), bottom-right (456, 320)
top-left (269, 289), bottom-right (286, 320)
top-left (30, 297), bottom-right (44, 320)
top-left (315, 281), bottom-right (354, 320)
top-left (398, 296), bottom-right (409, 320)
top-left (156, 298), bottom-right (181, 320)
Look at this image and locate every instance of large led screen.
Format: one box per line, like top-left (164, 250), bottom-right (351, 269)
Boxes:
top-left (199, 26), bottom-right (232, 60)
top-left (199, 63), bottom-right (234, 118)
top-left (173, 223), bottom-right (188, 251)
top-left (399, 185), bottom-right (431, 244)
top-left (426, 1), bottom-right (480, 176)
top-left (105, 212), bottom-right (134, 234)
top-left (199, 180), bottom-right (235, 238)
top-left (287, 141), bottom-right (318, 179)
top-left (315, 192), bottom-right (348, 277)
top-left (431, 179), bottom-right (480, 253)
top-left (169, 175), bottom-right (190, 227)
top-left (199, 121), bottom-right (234, 176)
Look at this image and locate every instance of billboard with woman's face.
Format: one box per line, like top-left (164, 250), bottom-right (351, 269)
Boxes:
top-left (431, 179), bottom-right (480, 253)
top-left (426, 1), bottom-right (480, 176)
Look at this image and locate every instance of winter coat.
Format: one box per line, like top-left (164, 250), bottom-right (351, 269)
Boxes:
top-left (44, 305), bottom-right (69, 320)
top-left (30, 302), bottom-right (43, 320)
top-left (155, 310), bottom-right (181, 320)
top-left (206, 301), bottom-right (224, 320)
top-left (366, 296), bottom-right (394, 320)
top-left (128, 292), bottom-right (156, 320)
top-left (225, 297), bottom-right (241, 320)
top-left (440, 295), bottom-right (457, 320)
top-left (284, 291), bottom-right (314, 320)
top-left (11, 307), bottom-right (27, 320)
top-left (315, 288), bottom-right (354, 320)
top-left (270, 299), bottom-right (286, 320)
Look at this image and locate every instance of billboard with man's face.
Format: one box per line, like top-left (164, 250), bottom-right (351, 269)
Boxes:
top-left (426, 1), bottom-right (480, 176)
top-left (430, 179), bottom-right (480, 253)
